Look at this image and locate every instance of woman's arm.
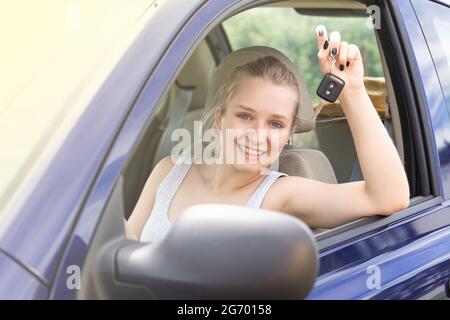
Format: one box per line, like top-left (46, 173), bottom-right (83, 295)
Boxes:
top-left (280, 90), bottom-right (409, 229)
top-left (280, 26), bottom-right (409, 229)
top-left (338, 88), bottom-right (410, 211)
top-left (127, 156), bottom-right (175, 240)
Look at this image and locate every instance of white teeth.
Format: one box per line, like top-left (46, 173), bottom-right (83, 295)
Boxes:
top-left (237, 144), bottom-right (266, 156)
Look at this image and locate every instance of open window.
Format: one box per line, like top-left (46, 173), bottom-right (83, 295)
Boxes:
top-left (222, 4), bottom-right (396, 185)
top-left (122, 0), bottom-right (433, 239)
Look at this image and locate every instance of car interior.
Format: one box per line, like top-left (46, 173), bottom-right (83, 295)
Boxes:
top-left (121, 0), bottom-right (419, 240)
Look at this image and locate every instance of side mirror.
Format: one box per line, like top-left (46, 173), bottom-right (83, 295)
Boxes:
top-left (96, 204), bottom-right (319, 299)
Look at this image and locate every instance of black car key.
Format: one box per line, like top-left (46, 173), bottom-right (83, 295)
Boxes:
top-left (316, 72), bottom-right (345, 102)
top-left (316, 55), bottom-right (345, 103)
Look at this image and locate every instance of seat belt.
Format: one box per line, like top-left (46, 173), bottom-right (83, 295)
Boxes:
top-left (152, 81), bottom-right (194, 167)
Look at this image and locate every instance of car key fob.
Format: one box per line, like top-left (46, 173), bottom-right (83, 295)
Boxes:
top-left (316, 72), bottom-right (345, 103)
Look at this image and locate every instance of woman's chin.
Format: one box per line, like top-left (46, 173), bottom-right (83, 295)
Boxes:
top-left (232, 162), bottom-right (265, 173)
top-left (231, 155), bottom-right (274, 173)
top-left (221, 147), bottom-right (277, 173)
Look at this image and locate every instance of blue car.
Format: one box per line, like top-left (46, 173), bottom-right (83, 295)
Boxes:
top-left (1, 0), bottom-right (449, 300)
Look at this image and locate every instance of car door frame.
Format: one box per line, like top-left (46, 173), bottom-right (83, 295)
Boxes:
top-left (308, 0), bottom-right (450, 299)
top-left (48, 0), bottom-right (258, 300)
top-left (0, 0), bottom-right (206, 297)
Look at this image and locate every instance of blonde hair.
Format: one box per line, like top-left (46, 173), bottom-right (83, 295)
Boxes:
top-left (200, 55), bottom-right (301, 133)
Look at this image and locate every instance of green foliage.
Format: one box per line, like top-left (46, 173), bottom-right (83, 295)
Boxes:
top-left (223, 8), bottom-right (383, 103)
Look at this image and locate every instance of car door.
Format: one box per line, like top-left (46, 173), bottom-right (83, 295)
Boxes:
top-left (0, 251), bottom-right (48, 299)
top-left (308, 0), bottom-right (450, 300)
top-left (0, 0), bottom-right (165, 299)
top-left (48, 0), bottom-right (243, 299)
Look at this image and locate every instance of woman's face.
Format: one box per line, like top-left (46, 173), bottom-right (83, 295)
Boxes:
top-left (215, 76), bottom-right (297, 173)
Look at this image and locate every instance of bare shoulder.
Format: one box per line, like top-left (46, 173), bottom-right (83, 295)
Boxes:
top-left (270, 175), bottom-right (310, 192)
top-left (273, 174), bottom-right (333, 192)
top-left (278, 175), bottom-right (314, 186)
top-left (261, 175), bottom-right (310, 212)
top-left (150, 155), bottom-right (176, 185)
top-left (127, 155), bottom-right (176, 238)
top-left (134, 155), bottom-right (176, 205)
top-left (264, 175), bottom-right (335, 212)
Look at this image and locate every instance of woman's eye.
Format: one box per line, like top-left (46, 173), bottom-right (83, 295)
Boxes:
top-left (237, 113), bottom-right (253, 121)
top-left (270, 120), bottom-right (284, 128)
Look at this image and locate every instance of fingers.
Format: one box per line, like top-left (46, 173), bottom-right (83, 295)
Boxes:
top-left (316, 26), bottom-right (361, 74)
top-left (347, 43), bottom-right (361, 67)
top-left (315, 25), bottom-right (328, 50)
top-left (329, 31), bottom-right (341, 56)
top-left (338, 42), bottom-right (348, 71)
top-left (316, 25), bottom-right (331, 74)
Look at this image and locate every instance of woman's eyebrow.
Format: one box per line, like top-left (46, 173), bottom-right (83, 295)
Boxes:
top-left (235, 104), bottom-right (289, 120)
top-left (270, 113), bottom-right (289, 121)
top-left (235, 104), bottom-right (256, 112)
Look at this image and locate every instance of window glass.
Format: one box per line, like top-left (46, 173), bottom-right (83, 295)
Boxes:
top-left (0, 0), bottom-right (151, 212)
top-left (412, 0), bottom-right (450, 113)
top-left (223, 7), bottom-right (384, 104)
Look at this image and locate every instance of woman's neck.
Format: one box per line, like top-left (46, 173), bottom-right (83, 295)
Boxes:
top-left (197, 162), bottom-right (264, 194)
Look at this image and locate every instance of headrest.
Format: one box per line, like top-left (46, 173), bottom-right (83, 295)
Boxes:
top-left (177, 41), bottom-right (215, 111)
top-left (204, 46), bottom-right (316, 133)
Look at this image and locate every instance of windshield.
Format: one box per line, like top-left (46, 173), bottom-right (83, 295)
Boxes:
top-left (0, 0), bottom-right (153, 212)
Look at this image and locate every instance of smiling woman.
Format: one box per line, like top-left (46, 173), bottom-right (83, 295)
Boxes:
top-left (1, 0), bottom-right (446, 301)
top-left (199, 53), bottom-right (300, 170)
top-left (128, 23), bottom-right (410, 241)
top-left (130, 46), bottom-right (313, 242)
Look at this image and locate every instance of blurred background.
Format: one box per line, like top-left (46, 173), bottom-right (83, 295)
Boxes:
top-left (223, 6), bottom-right (383, 104)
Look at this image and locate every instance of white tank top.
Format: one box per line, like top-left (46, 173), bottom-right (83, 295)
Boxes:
top-left (140, 152), bottom-right (287, 243)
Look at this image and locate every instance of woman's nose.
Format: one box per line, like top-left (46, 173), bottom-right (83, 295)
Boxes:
top-left (244, 126), bottom-right (270, 147)
top-left (248, 120), bottom-right (268, 132)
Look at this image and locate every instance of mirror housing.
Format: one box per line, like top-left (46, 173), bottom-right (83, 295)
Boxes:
top-left (97, 204), bottom-right (319, 299)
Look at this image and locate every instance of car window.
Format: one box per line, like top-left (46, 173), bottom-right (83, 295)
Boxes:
top-left (223, 7), bottom-right (384, 104)
top-left (222, 6), bottom-right (389, 183)
top-left (0, 0), bottom-right (151, 212)
top-left (411, 0), bottom-right (450, 113)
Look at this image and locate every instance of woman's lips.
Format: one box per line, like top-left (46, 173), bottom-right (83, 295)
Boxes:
top-left (236, 143), bottom-right (267, 160)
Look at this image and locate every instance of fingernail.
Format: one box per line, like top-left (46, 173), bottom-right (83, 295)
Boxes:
top-left (346, 61), bottom-right (350, 67)
top-left (332, 47), bottom-right (337, 55)
top-left (339, 64), bottom-right (344, 71)
top-left (323, 40), bottom-right (329, 50)
top-left (319, 30), bottom-right (324, 36)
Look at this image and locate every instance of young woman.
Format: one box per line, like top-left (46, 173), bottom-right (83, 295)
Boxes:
top-left (128, 25), bottom-right (410, 242)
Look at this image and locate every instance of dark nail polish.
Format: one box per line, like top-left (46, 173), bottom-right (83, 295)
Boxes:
top-left (323, 40), bottom-right (329, 50)
top-left (339, 64), bottom-right (344, 71)
top-left (332, 47), bottom-right (337, 55)
top-left (319, 30), bottom-right (324, 36)
top-left (346, 61), bottom-right (350, 67)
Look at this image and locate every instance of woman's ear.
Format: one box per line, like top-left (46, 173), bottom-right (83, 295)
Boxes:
top-left (287, 135), bottom-right (293, 146)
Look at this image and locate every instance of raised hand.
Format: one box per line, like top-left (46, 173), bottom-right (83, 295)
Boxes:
top-left (315, 25), bottom-right (365, 95)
